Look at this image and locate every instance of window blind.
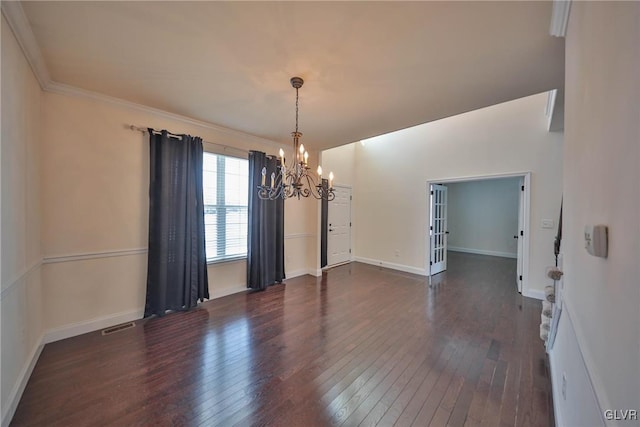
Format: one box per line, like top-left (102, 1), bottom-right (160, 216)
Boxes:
top-left (203, 152), bottom-right (248, 262)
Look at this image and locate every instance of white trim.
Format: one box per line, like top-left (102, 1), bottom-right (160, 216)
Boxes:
top-left (546, 89), bottom-right (557, 118)
top-left (0, 2), bottom-right (50, 89)
top-left (1, 2), bottom-right (283, 152)
top-left (286, 269), bottom-right (308, 279)
top-left (308, 268), bottom-right (322, 277)
top-left (522, 288), bottom-right (544, 301)
top-left (546, 89), bottom-right (558, 133)
top-left (427, 171), bottom-right (531, 184)
top-left (549, 330), bottom-right (563, 427)
top-left (323, 260), bottom-right (352, 270)
top-left (448, 246), bottom-right (517, 259)
top-left (1, 260), bottom-right (42, 299)
top-left (42, 248), bottom-right (147, 264)
top-left (558, 299), bottom-right (610, 424)
top-left (354, 257), bottom-right (426, 276)
top-left (1, 335), bottom-right (44, 427)
top-left (550, 0), bottom-right (572, 37)
top-left (46, 82), bottom-right (282, 150)
top-left (209, 286), bottom-right (248, 299)
top-left (43, 309), bottom-right (143, 344)
top-left (286, 268), bottom-right (322, 279)
top-left (284, 233), bottom-right (314, 240)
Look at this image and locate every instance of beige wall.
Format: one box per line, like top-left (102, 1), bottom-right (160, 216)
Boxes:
top-left (550, 2), bottom-right (640, 423)
top-left (352, 92), bottom-right (563, 297)
top-left (39, 91), bottom-right (319, 334)
top-left (1, 16), bottom-right (44, 424)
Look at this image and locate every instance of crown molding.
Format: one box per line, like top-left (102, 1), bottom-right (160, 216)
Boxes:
top-left (1, 0), bottom-right (51, 89)
top-left (46, 81), bottom-right (282, 149)
top-left (550, 0), bottom-right (571, 37)
top-left (2, 1), bottom-right (282, 150)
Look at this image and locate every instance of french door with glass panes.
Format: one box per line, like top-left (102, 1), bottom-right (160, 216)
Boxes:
top-left (429, 184), bottom-right (448, 275)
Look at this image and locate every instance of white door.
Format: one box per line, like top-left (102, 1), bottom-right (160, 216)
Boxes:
top-left (327, 186), bottom-right (351, 266)
top-left (516, 178), bottom-right (524, 293)
top-left (429, 184), bottom-right (448, 275)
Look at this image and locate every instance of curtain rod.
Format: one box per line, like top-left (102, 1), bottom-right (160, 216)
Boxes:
top-left (128, 125), bottom-right (250, 154)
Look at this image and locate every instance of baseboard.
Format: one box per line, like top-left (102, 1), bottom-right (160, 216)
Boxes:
top-left (287, 268), bottom-right (323, 279)
top-left (448, 246), bottom-right (517, 259)
top-left (523, 288), bottom-right (545, 301)
top-left (210, 285), bottom-right (247, 299)
top-left (308, 268), bottom-right (322, 277)
top-left (1, 335), bottom-right (44, 427)
top-left (354, 257), bottom-right (427, 276)
top-left (43, 309), bottom-right (143, 344)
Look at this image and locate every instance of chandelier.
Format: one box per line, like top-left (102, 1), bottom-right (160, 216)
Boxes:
top-left (257, 77), bottom-right (335, 201)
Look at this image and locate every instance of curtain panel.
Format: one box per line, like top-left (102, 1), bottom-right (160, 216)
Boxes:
top-left (145, 129), bottom-right (209, 317)
top-left (247, 151), bottom-right (285, 290)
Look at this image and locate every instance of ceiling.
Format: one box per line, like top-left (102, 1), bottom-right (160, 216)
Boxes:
top-left (19, 1), bottom-right (564, 150)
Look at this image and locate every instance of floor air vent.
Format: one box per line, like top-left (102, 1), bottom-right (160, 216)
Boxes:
top-left (101, 322), bottom-right (136, 336)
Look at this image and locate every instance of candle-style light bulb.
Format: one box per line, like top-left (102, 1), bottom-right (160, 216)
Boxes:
top-left (261, 167), bottom-right (266, 186)
top-left (299, 144), bottom-right (305, 154)
top-left (329, 171), bottom-right (334, 188)
top-left (271, 172), bottom-right (275, 188)
top-left (303, 151), bottom-right (309, 165)
top-left (317, 165), bottom-right (323, 178)
top-left (279, 148), bottom-right (284, 159)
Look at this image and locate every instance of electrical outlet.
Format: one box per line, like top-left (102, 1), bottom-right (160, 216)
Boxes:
top-left (542, 219), bottom-right (555, 229)
top-left (394, 249), bottom-right (400, 257)
top-left (562, 372), bottom-right (567, 400)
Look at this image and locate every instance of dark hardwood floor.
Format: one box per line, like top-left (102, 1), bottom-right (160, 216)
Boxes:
top-left (11, 252), bottom-right (553, 426)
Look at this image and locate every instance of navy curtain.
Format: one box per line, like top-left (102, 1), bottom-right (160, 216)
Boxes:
top-left (247, 151), bottom-right (285, 290)
top-left (145, 129), bottom-right (209, 317)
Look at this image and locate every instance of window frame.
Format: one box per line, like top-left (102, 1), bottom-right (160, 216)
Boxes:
top-left (202, 148), bottom-right (249, 265)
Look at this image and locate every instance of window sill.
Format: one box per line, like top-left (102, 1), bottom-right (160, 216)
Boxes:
top-left (207, 256), bottom-right (247, 266)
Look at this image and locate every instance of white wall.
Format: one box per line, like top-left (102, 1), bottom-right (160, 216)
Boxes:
top-left (550, 2), bottom-right (640, 424)
top-left (353, 92), bottom-right (563, 298)
top-left (1, 16), bottom-right (44, 425)
top-left (321, 143), bottom-right (356, 188)
top-left (39, 90), bottom-right (319, 337)
top-left (447, 178), bottom-right (520, 258)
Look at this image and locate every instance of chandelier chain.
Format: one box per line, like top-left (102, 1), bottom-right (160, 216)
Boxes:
top-left (295, 87), bottom-right (299, 134)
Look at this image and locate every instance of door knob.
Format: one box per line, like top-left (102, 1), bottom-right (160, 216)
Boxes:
top-left (514, 235), bottom-right (519, 239)
top-left (329, 228), bottom-right (334, 232)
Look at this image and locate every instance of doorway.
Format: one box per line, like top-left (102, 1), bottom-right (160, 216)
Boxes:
top-left (427, 173), bottom-right (530, 294)
top-left (327, 185), bottom-right (352, 266)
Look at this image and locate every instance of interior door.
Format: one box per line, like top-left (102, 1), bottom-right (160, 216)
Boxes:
top-left (327, 186), bottom-right (351, 266)
top-left (429, 184), bottom-right (448, 275)
top-left (516, 177), bottom-right (524, 293)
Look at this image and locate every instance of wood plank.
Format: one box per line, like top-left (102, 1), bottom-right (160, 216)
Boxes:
top-left (9, 252), bottom-right (553, 427)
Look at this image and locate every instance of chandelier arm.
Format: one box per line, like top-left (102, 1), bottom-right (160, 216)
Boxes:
top-left (303, 173), bottom-right (323, 200)
top-left (256, 76), bottom-right (335, 201)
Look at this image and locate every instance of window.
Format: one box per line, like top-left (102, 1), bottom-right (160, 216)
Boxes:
top-left (203, 152), bottom-right (248, 263)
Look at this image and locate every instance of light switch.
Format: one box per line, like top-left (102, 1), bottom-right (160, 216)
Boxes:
top-left (542, 219), bottom-right (554, 229)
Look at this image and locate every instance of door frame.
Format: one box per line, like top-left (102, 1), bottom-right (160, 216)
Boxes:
top-left (325, 184), bottom-right (353, 267)
top-left (426, 172), bottom-right (531, 295)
